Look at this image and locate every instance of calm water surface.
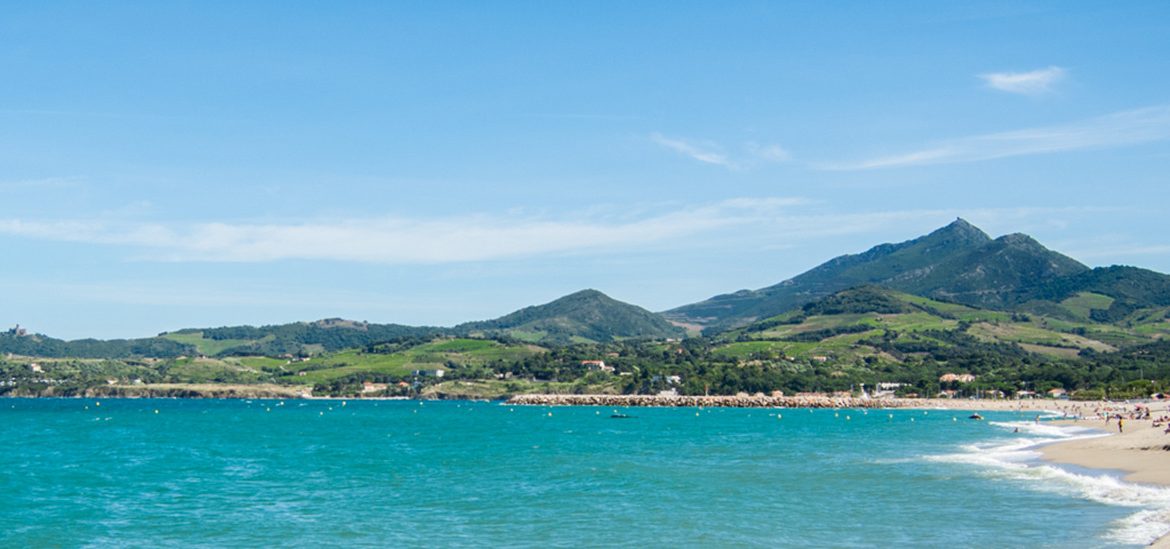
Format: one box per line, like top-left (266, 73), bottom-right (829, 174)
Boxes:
top-left (2, 399), bottom-right (1165, 547)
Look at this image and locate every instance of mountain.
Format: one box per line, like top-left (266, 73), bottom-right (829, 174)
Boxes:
top-left (160, 320), bottom-right (442, 357)
top-left (1, 290), bottom-right (684, 358)
top-left (0, 331), bottom-right (195, 359)
top-left (664, 219), bottom-right (1096, 331)
top-left (456, 289), bottom-right (685, 344)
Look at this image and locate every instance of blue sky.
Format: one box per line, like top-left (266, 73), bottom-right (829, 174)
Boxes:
top-left (3, 1), bottom-right (1170, 339)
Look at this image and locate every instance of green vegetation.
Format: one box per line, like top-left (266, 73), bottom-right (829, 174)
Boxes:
top-left (456, 289), bottom-right (685, 344)
top-left (161, 331), bottom-right (260, 356)
top-left (666, 219), bottom-right (1170, 333)
top-left (6, 222), bottom-right (1170, 401)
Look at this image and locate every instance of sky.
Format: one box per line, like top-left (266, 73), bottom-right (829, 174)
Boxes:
top-left (3, 1), bottom-right (1170, 339)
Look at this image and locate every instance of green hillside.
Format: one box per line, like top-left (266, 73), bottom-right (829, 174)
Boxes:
top-left (456, 289), bottom-right (685, 344)
top-left (663, 219), bottom-right (1170, 333)
top-left (715, 286), bottom-right (1167, 366)
top-left (274, 337), bottom-right (546, 385)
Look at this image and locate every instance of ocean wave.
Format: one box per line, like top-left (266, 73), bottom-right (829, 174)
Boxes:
top-left (926, 422), bottom-right (1170, 545)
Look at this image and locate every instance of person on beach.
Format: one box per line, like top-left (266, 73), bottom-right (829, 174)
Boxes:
top-left (1118, 418), bottom-right (1124, 433)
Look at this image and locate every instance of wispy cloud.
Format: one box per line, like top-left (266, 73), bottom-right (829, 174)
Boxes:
top-left (650, 133), bottom-right (735, 168)
top-left (746, 142), bottom-right (791, 163)
top-left (979, 66), bottom-right (1066, 95)
top-left (825, 105), bottom-right (1170, 170)
top-left (650, 133), bottom-right (791, 169)
top-left (0, 201), bottom-right (1107, 266)
top-left (0, 199), bottom-right (803, 264)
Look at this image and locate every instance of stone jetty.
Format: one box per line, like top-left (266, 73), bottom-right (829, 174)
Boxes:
top-left (506, 394), bottom-right (913, 409)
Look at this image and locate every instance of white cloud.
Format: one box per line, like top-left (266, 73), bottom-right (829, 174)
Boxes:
top-left (747, 142), bottom-right (792, 162)
top-left (0, 199), bottom-right (804, 264)
top-left (826, 105), bottom-right (1170, 170)
top-left (979, 66), bottom-right (1066, 95)
top-left (650, 134), bottom-right (792, 169)
top-left (649, 133), bottom-right (735, 168)
top-left (0, 202), bottom-right (1109, 266)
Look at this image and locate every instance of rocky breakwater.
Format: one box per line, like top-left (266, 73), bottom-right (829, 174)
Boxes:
top-left (506, 394), bottom-right (912, 409)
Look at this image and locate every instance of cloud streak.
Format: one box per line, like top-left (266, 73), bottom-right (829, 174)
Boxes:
top-left (0, 199), bottom-right (802, 264)
top-left (0, 201), bottom-right (1109, 266)
top-left (979, 66), bottom-right (1066, 95)
top-left (650, 133), bottom-right (791, 169)
top-left (825, 105), bottom-right (1170, 170)
top-left (649, 133), bottom-right (735, 167)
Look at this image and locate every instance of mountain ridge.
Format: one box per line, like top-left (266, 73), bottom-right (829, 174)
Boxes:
top-left (664, 219), bottom-right (1158, 332)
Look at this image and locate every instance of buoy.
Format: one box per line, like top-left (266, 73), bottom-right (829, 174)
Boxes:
top-left (777, 414), bottom-right (782, 420)
top-left (266, 408), bottom-right (271, 412)
top-left (95, 401), bottom-right (101, 407)
top-left (846, 416), bottom-right (851, 421)
top-left (154, 409), bottom-right (159, 414)
top-left (342, 401), bottom-right (347, 407)
top-left (547, 412), bottom-right (553, 417)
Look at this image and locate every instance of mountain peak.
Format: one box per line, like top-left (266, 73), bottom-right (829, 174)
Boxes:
top-left (666, 220), bottom-right (1093, 328)
top-left (928, 218), bottom-right (991, 244)
top-left (458, 289), bottom-right (683, 343)
top-left (995, 232), bottom-right (1040, 247)
top-left (561, 288), bottom-right (608, 301)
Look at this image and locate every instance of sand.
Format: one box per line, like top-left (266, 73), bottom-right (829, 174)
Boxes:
top-left (1029, 400), bottom-right (1170, 547)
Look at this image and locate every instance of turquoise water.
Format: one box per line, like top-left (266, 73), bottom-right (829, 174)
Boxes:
top-left (2, 399), bottom-right (1167, 547)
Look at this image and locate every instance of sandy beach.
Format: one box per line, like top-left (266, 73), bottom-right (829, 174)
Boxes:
top-left (1031, 400), bottom-right (1170, 547)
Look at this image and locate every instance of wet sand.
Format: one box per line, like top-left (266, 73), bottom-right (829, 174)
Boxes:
top-left (1036, 401), bottom-right (1170, 547)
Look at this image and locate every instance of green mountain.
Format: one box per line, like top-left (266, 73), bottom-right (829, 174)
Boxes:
top-left (456, 289), bottom-right (685, 344)
top-left (1, 290), bottom-right (684, 359)
top-left (665, 219), bottom-right (1098, 331)
top-left (157, 319), bottom-right (442, 357)
top-left (0, 330), bottom-right (194, 359)
top-left (0, 320), bottom-right (440, 360)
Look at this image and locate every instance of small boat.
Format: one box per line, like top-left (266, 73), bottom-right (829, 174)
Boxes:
top-left (968, 413), bottom-right (984, 420)
top-left (610, 413), bottom-right (635, 419)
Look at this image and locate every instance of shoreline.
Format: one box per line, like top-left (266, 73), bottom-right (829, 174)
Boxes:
top-left (3, 387), bottom-right (1154, 411)
top-left (1035, 400), bottom-right (1170, 547)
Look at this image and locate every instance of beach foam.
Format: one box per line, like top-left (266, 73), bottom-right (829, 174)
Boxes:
top-left (927, 421), bottom-right (1170, 545)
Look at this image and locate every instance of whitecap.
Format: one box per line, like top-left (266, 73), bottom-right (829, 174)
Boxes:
top-left (925, 422), bottom-right (1170, 545)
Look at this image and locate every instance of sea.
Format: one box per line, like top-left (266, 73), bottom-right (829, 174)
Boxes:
top-left (2, 398), bottom-right (1169, 547)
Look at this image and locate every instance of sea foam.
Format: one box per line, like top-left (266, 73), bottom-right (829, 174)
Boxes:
top-left (926, 420), bottom-right (1170, 545)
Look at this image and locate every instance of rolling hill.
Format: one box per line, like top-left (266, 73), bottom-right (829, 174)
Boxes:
top-left (456, 289), bottom-right (685, 344)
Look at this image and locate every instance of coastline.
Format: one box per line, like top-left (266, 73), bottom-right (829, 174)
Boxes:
top-left (1037, 401), bottom-right (1170, 547)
